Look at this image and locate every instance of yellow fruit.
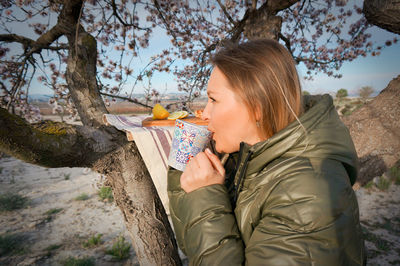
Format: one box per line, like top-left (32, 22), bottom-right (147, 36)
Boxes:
top-left (168, 110), bottom-right (189, 120)
top-left (194, 110), bottom-right (203, 118)
top-left (152, 104), bottom-right (169, 120)
top-left (179, 111), bottom-right (189, 119)
top-left (167, 111), bottom-right (183, 120)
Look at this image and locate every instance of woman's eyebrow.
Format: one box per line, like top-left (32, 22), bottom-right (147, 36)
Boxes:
top-left (207, 88), bottom-right (217, 96)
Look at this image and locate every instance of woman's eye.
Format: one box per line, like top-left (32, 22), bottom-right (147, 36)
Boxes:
top-left (209, 97), bottom-right (216, 102)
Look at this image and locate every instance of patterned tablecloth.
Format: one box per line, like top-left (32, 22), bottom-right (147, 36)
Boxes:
top-left (103, 114), bottom-right (174, 214)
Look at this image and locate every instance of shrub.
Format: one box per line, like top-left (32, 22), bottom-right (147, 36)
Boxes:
top-left (0, 193), bottom-right (28, 212)
top-left (0, 233), bottom-right (25, 256)
top-left (61, 256), bottom-right (95, 266)
top-left (44, 244), bottom-right (62, 256)
top-left (106, 235), bottom-right (131, 260)
top-left (82, 234), bottom-right (102, 248)
top-left (376, 176), bottom-right (391, 191)
top-left (343, 103), bottom-right (364, 116)
top-left (359, 86), bottom-right (374, 100)
top-left (362, 226), bottom-right (392, 251)
top-left (45, 244), bottom-right (62, 251)
top-left (390, 166), bottom-right (400, 185)
top-left (336, 88), bottom-right (348, 99)
top-left (44, 208), bottom-right (63, 222)
top-left (75, 193), bottom-right (90, 201)
top-left (98, 186), bottom-right (113, 202)
top-left (364, 180), bottom-right (374, 189)
top-left (45, 208), bottom-right (63, 215)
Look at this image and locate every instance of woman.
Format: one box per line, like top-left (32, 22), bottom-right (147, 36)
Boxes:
top-left (167, 39), bottom-right (365, 265)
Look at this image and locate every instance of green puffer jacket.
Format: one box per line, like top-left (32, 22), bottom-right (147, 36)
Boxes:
top-left (168, 94), bottom-right (365, 265)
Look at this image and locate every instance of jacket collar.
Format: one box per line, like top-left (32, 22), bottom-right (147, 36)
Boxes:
top-left (235, 94), bottom-right (341, 177)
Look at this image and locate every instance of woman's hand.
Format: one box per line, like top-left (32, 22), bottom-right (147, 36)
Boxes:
top-left (180, 148), bottom-right (225, 193)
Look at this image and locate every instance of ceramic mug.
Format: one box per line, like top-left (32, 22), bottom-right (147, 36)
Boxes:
top-left (168, 119), bottom-right (212, 171)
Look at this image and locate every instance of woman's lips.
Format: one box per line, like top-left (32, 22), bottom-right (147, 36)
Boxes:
top-left (210, 132), bottom-right (215, 140)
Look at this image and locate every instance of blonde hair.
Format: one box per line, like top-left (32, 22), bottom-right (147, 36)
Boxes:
top-left (211, 39), bottom-right (303, 139)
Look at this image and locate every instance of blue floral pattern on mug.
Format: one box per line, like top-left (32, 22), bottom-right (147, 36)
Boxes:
top-left (181, 129), bottom-right (195, 146)
top-left (178, 142), bottom-right (191, 152)
top-left (176, 150), bottom-right (189, 164)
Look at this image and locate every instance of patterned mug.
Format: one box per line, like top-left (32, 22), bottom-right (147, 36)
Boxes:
top-left (168, 119), bottom-right (212, 171)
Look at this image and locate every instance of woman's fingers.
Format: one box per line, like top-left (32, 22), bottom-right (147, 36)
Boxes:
top-left (205, 148), bottom-right (225, 176)
top-left (180, 151), bottom-right (224, 193)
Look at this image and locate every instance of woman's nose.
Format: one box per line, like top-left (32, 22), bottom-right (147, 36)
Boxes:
top-left (202, 102), bottom-right (211, 121)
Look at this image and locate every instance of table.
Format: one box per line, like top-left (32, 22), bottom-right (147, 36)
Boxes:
top-left (103, 114), bottom-right (173, 214)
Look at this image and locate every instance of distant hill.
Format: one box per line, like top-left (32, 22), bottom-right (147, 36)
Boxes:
top-left (28, 94), bottom-right (52, 102)
top-left (27, 92), bottom-right (208, 103)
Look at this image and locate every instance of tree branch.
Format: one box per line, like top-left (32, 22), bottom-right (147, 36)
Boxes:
top-left (0, 107), bottom-right (119, 168)
top-left (152, 0), bottom-right (178, 41)
top-left (216, 0), bottom-right (236, 25)
top-left (229, 8), bottom-right (251, 42)
top-left (100, 92), bottom-right (153, 109)
top-left (228, 0), bottom-right (300, 42)
top-left (0, 34), bottom-right (35, 46)
top-left (30, 24), bottom-right (66, 54)
top-left (363, 0), bottom-right (400, 35)
top-left (293, 56), bottom-right (339, 65)
top-left (110, 0), bottom-right (150, 30)
top-left (0, 31), bottom-right (67, 55)
top-left (267, 0), bottom-right (300, 14)
top-left (279, 32), bottom-right (292, 52)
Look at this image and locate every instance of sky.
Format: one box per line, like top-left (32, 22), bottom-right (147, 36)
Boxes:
top-left (300, 39), bottom-right (400, 96)
top-left (300, 27), bottom-right (400, 96)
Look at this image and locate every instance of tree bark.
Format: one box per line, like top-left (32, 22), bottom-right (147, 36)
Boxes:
top-left (94, 143), bottom-right (181, 265)
top-left (363, 0), bottom-right (400, 35)
top-left (0, 109), bottom-right (116, 167)
top-left (244, 0), bottom-right (299, 40)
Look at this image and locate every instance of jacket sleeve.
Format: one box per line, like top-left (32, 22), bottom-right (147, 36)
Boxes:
top-left (167, 167), bottom-right (244, 265)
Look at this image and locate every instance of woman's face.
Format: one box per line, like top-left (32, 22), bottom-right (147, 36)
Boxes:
top-left (202, 67), bottom-right (262, 154)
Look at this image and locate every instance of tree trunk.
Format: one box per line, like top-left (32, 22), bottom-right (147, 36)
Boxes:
top-left (59, 1), bottom-right (182, 264)
top-left (363, 0), bottom-right (400, 35)
top-left (243, 0), bottom-right (299, 41)
top-left (94, 143), bottom-right (181, 265)
top-left (66, 29), bottom-right (107, 128)
top-left (245, 13), bottom-right (282, 40)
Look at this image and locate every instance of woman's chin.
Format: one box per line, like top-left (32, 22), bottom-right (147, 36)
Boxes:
top-left (216, 143), bottom-right (241, 154)
top-left (214, 142), bottom-right (224, 154)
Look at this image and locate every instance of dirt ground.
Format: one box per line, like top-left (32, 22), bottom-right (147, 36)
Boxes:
top-left (0, 155), bottom-right (141, 265)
